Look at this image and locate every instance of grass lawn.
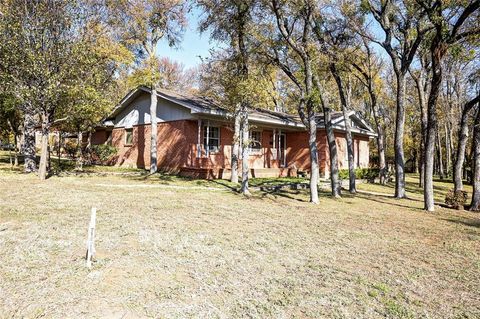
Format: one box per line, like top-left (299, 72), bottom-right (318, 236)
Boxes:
top-left (0, 155), bottom-right (479, 318)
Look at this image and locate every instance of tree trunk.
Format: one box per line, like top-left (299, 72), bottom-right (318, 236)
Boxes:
top-left (314, 75), bottom-right (340, 198)
top-left (76, 131), bottom-right (83, 171)
top-left (413, 68), bottom-right (428, 188)
top-left (150, 88), bottom-right (158, 174)
top-left (453, 97), bottom-right (478, 191)
top-left (308, 114), bottom-right (319, 203)
top-left (424, 43), bottom-right (445, 211)
top-left (240, 108), bottom-right (250, 195)
top-left (394, 73), bottom-right (407, 198)
top-left (13, 133), bottom-right (19, 166)
top-left (38, 113), bottom-right (50, 181)
top-left (445, 122), bottom-right (451, 176)
top-left (6, 119), bottom-right (19, 167)
top-left (330, 64), bottom-right (356, 193)
top-left (86, 130), bottom-right (92, 165)
top-left (437, 129), bottom-right (444, 179)
top-left (231, 109), bottom-right (241, 183)
top-left (419, 148), bottom-right (425, 188)
top-left (9, 147), bottom-right (13, 166)
top-left (57, 131), bottom-right (62, 172)
top-left (324, 107), bottom-right (340, 198)
top-left (470, 106), bottom-right (480, 211)
top-left (370, 93), bottom-right (386, 184)
top-left (23, 110), bottom-right (37, 173)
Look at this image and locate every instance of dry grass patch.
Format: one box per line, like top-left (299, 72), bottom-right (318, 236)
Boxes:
top-left (0, 169), bottom-right (479, 318)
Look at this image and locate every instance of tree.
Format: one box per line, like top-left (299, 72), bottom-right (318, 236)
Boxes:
top-left (409, 49), bottom-right (430, 188)
top-left (0, 1), bottom-right (36, 173)
top-left (350, 40), bottom-right (388, 184)
top-left (1, 0), bottom-right (88, 180)
top-left (418, 0), bottom-right (479, 211)
top-left (197, 0), bottom-right (257, 193)
top-left (0, 94), bottom-right (22, 166)
top-left (129, 56), bottom-right (197, 92)
top-left (0, 0), bottom-right (131, 179)
top-left (313, 75), bottom-right (342, 198)
top-left (315, 7), bottom-right (358, 193)
top-left (470, 103), bottom-right (480, 211)
top-left (453, 94), bottom-right (480, 191)
top-left (111, 0), bottom-right (188, 174)
top-left (362, 0), bottom-right (431, 198)
top-left (268, 0), bottom-right (326, 202)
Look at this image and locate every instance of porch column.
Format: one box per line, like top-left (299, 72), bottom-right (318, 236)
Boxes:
top-left (197, 119), bottom-right (202, 158)
top-left (273, 129), bottom-right (277, 160)
top-left (278, 129), bottom-right (282, 163)
top-left (206, 121), bottom-right (210, 156)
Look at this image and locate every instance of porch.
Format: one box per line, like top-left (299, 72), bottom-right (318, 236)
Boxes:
top-left (181, 119), bottom-right (296, 179)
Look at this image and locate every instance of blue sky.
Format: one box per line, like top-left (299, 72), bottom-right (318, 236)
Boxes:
top-left (156, 9), bottom-right (388, 70)
top-left (156, 8), bottom-right (215, 70)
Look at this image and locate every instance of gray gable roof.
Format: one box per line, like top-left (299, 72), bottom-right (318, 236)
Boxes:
top-left (105, 86), bottom-right (377, 137)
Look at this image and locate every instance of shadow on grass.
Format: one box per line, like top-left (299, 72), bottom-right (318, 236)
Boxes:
top-left (441, 217), bottom-right (480, 228)
top-left (355, 192), bottom-right (423, 211)
top-left (256, 189), bottom-right (307, 202)
top-left (378, 179), bottom-right (452, 198)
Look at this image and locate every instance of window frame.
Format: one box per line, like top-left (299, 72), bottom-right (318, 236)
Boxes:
top-left (249, 130), bottom-right (263, 154)
top-left (203, 125), bottom-right (220, 154)
top-left (124, 128), bottom-right (133, 146)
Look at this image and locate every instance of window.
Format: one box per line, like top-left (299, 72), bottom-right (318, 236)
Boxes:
top-left (203, 126), bottom-right (220, 153)
top-left (249, 131), bottom-right (262, 152)
top-left (125, 128), bottom-right (133, 145)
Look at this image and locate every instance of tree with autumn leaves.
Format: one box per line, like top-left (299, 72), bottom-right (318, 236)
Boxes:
top-left (1, 0), bottom-right (479, 212)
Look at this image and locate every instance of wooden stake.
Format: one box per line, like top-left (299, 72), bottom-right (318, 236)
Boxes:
top-left (86, 207), bottom-right (96, 269)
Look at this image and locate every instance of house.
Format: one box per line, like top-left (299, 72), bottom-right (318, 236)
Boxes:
top-left (92, 86), bottom-right (377, 179)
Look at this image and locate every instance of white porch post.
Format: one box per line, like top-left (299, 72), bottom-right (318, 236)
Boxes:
top-left (278, 129), bottom-right (282, 164)
top-left (197, 119), bottom-right (202, 158)
top-left (273, 129), bottom-right (277, 160)
top-left (206, 122), bottom-right (210, 156)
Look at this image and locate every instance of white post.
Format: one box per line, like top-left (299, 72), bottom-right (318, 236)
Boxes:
top-left (206, 122), bottom-right (210, 156)
top-left (197, 119), bottom-right (202, 158)
top-left (273, 129), bottom-right (277, 160)
top-left (86, 207), bottom-right (96, 269)
top-left (278, 129), bottom-right (282, 164)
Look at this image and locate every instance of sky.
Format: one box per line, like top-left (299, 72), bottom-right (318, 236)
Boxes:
top-left (155, 8), bottom-right (215, 70)
top-left (155, 9), bottom-right (389, 71)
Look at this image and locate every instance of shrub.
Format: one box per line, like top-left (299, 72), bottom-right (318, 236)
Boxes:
top-left (445, 189), bottom-right (468, 210)
top-left (91, 144), bottom-right (117, 164)
top-left (63, 141), bottom-right (78, 159)
top-left (338, 168), bottom-right (380, 181)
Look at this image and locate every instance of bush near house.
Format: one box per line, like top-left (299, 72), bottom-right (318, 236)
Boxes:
top-left (63, 140), bottom-right (78, 159)
top-left (90, 144), bottom-right (118, 164)
top-left (339, 168), bottom-right (380, 181)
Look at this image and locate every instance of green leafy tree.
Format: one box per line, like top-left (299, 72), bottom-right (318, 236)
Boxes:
top-left (109, 0), bottom-right (188, 174)
top-left (416, 0), bottom-right (479, 211)
top-left (361, 0), bottom-right (432, 199)
top-left (0, 0), bottom-right (131, 179)
top-left (197, 0), bottom-right (257, 193)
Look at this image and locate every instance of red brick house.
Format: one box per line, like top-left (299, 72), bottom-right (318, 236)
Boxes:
top-left (92, 86), bottom-right (377, 178)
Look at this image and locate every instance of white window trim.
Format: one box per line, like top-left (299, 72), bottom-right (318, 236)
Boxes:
top-left (249, 130), bottom-right (263, 154)
top-left (203, 124), bottom-right (220, 155)
top-left (124, 128), bottom-right (133, 146)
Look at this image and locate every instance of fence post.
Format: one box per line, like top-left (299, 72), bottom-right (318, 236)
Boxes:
top-left (86, 207), bottom-right (96, 268)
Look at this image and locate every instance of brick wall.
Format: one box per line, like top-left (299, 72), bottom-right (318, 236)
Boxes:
top-left (287, 130), bottom-right (370, 176)
top-left (107, 120), bottom-right (195, 170)
top-left (91, 130), bottom-right (107, 145)
top-left (92, 120), bottom-right (371, 174)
